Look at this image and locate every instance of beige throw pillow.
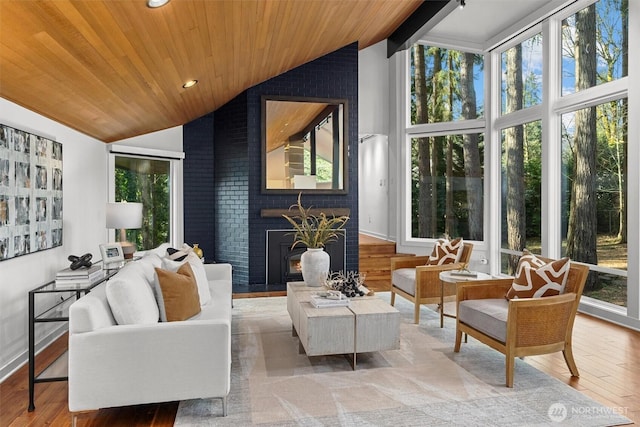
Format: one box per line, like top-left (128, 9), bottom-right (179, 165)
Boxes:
top-left (155, 263), bottom-right (201, 321)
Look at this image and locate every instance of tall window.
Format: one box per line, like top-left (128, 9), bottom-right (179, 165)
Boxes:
top-left (411, 46), bottom-right (484, 124)
top-left (410, 133), bottom-right (484, 239)
top-left (498, 31), bottom-right (544, 275)
top-left (500, 120), bottom-right (542, 274)
top-left (408, 45), bottom-right (484, 241)
top-left (561, 100), bottom-right (627, 306)
top-left (559, 0), bottom-right (628, 307)
top-left (114, 155), bottom-right (170, 250)
top-left (501, 34), bottom-right (543, 114)
top-left (561, 0), bottom-right (628, 95)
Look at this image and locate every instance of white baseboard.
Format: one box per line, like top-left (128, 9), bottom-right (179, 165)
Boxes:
top-left (358, 230), bottom-right (394, 242)
top-left (578, 299), bottom-right (640, 332)
top-left (0, 324), bottom-right (68, 384)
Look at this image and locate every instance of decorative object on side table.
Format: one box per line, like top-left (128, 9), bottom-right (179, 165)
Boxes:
top-left (324, 270), bottom-right (373, 298)
top-left (282, 193), bottom-right (349, 287)
top-left (55, 263), bottom-right (104, 288)
top-left (99, 242), bottom-right (125, 270)
top-left (448, 263), bottom-right (479, 278)
top-left (68, 253), bottom-right (93, 270)
top-left (192, 243), bottom-right (204, 259)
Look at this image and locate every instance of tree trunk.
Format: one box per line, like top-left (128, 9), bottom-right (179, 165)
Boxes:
top-left (505, 45), bottom-right (525, 273)
top-left (460, 52), bottom-right (483, 240)
top-left (431, 48), bottom-right (443, 237)
top-left (567, 4), bottom-right (599, 290)
top-left (414, 45), bottom-right (432, 238)
top-left (618, 0), bottom-right (628, 244)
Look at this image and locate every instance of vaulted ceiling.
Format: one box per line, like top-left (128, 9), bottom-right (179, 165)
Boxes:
top-left (0, 0), bottom-right (423, 143)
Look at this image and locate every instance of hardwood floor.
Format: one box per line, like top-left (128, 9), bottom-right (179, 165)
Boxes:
top-left (3, 313), bottom-right (637, 426)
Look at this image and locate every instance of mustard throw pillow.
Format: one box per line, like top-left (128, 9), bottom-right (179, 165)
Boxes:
top-left (154, 263), bottom-right (201, 321)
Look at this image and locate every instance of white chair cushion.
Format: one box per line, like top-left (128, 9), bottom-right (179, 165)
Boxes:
top-left (392, 268), bottom-right (416, 296)
top-left (458, 298), bottom-right (509, 342)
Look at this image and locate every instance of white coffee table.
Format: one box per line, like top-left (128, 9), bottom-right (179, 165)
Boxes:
top-left (439, 270), bottom-right (492, 328)
top-left (287, 281), bottom-right (400, 369)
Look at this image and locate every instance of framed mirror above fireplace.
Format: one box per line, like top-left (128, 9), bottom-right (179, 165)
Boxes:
top-left (261, 95), bottom-right (348, 194)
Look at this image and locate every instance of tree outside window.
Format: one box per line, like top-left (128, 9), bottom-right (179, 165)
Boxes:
top-left (560, 0), bottom-right (628, 306)
top-left (114, 156), bottom-right (170, 251)
top-left (409, 45), bottom-right (484, 241)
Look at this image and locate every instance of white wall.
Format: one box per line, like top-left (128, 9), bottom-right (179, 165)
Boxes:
top-left (358, 40), bottom-right (389, 136)
top-left (358, 135), bottom-right (390, 239)
top-left (0, 98), bottom-right (108, 380)
top-left (111, 126), bottom-right (183, 152)
top-left (358, 40), bottom-right (393, 240)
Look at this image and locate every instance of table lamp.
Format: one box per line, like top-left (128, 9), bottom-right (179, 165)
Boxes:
top-left (106, 202), bottom-right (143, 259)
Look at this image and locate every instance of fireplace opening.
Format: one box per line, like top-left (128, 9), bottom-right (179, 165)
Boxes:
top-left (283, 247), bottom-right (304, 283)
top-left (266, 230), bottom-right (346, 286)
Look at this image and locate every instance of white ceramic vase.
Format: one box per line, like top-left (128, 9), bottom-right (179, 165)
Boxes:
top-left (300, 248), bottom-right (330, 287)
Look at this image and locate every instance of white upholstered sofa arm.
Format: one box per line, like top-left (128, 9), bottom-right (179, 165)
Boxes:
top-left (204, 263), bottom-right (232, 282)
top-left (68, 319), bottom-right (231, 412)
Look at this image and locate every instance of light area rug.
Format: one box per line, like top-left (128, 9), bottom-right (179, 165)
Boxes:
top-left (175, 293), bottom-right (632, 427)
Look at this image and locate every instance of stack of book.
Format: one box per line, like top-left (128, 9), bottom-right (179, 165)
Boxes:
top-left (310, 294), bottom-right (350, 308)
top-left (449, 270), bottom-right (478, 278)
top-left (55, 264), bottom-right (104, 288)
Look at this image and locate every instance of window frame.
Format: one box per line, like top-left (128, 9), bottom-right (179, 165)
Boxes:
top-left (492, 0), bottom-right (633, 318)
top-left (107, 145), bottom-right (184, 250)
top-left (402, 42), bottom-right (488, 248)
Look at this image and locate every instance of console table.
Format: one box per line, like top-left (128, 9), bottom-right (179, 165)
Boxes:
top-left (287, 281), bottom-right (400, 368)
top-left (28, 270), bottom-right (116, 411)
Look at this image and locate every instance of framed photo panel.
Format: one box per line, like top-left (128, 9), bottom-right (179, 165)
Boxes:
top-left (0, 124), bottom-right (63, 261)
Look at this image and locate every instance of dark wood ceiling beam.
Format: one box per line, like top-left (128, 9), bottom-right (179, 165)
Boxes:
top-left (386, 0), bottom-right (455, 58)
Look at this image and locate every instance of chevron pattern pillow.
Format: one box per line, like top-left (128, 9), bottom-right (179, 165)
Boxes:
top-left (507, 251), bottom-right (571, 299)
top-left (426, 238), bottom-right (463, 266)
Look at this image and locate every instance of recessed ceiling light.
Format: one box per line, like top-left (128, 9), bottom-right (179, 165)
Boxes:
top-left (147, 0), bottom-right (170, 8)
top-left (182, 80), bottom-right (198, 89)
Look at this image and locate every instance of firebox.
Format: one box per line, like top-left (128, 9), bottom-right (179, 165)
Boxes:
top-left (266, 230), bottom-right (346, 286)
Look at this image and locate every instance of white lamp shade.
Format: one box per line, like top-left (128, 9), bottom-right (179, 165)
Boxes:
top-left (106, 202), bottom-right (143, 229)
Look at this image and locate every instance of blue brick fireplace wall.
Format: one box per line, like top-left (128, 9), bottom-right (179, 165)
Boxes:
top-left (212, 93), bottom-right (249, 285)
top-left (183, 113), bottom-right (215, 260)
top-left (183, 43), bottom-right (358, 289)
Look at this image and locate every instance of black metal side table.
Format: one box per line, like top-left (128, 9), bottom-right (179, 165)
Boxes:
top-left (27, 269), bottom-right (116, 411)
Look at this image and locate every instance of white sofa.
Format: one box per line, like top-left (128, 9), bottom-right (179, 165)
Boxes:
top-left (68, 251), bottom-right (232, 417)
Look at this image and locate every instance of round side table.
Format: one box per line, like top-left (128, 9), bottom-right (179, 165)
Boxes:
top-left (438, 270), bottom-right (492, 328)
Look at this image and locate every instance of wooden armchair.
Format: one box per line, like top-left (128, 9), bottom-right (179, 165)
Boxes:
top-left (454, 259), bottom-right (589, 387)
top-left (390, 243), bottom-right (473, 324)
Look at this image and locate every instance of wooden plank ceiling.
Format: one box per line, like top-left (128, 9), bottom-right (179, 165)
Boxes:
top-left (0, 0), bottom-right (422, 143)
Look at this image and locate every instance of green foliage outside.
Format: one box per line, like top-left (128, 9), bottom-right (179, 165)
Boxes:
top-left (303, 149), bottom-right (333, 183)
top-left (114, 158), bottom-right (170, 251)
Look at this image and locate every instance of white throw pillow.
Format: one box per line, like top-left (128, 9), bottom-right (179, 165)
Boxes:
top-left (106, 264), bottom-right (160, 325)
top-left (137, 253), bottom-right (163, 284)
top-left (161, 253), bottom-right (211, 306)
top-left (134, 242), bottom-right (172, 259)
